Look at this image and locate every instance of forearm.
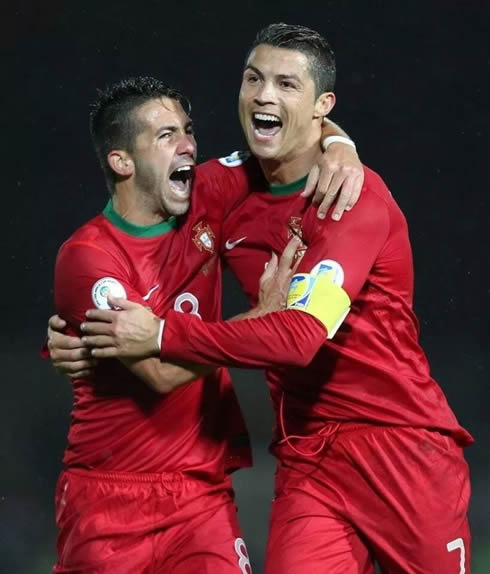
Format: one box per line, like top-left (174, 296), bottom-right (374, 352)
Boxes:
top-left (161, 309), bottom-right (326, 369)
top-left (121, 356), bottom-right (215, 394)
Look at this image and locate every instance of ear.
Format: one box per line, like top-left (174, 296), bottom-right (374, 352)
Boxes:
top-left (313, 92), bottom-right (336, 119)
top-left (107, 150), bottom-right (134, 178)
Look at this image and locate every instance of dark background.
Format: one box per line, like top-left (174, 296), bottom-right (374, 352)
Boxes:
top-left (2, 1), bottom-right (489, 572)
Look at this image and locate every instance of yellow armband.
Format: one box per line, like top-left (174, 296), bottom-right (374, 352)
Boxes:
top-left (286, 273), bottom-right (351, 339)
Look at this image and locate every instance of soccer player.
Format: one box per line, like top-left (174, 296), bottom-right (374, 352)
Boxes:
top-left (78, 25), bottom-right (473, 574)
top-left (49, 73), bottom-right (362, 572)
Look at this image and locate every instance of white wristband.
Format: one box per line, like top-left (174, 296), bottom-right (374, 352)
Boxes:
top-left (322, 135), bottom-right (356, 152)
top-left (157, 319), bottom-right (165, 352)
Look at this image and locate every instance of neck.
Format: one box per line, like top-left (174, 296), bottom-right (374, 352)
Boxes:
top-left (112, 181), bottom-right (169, 226)
top-left (258, 132), bottom-right (323, 186)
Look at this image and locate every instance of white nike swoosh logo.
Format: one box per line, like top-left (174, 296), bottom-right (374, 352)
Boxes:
top-left (142, 284), bottom-right (160, 301)
top-left (225, 236), bottom-right (247, 250)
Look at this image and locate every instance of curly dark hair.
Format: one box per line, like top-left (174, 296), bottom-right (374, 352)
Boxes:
top-left (89, 76), bottom-right (191, 192)
top-left (246, 23), bottom-right (336, 96)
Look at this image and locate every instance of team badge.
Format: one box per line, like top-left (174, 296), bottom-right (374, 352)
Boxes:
top-left (287, 216), bottom-right (307, 261)
top-left (218, 150), bottom-right (250, 167)
top-left (310, 259), bottom-right (345, 286)
top-left (192, 221), bottom-right (215, 253)
top-left (91, 277), bottom-right (127, 310)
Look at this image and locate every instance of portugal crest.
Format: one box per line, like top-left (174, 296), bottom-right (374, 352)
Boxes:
top-left (192, 221), bottom-right (215, 253)
top-left (287, 216), bottom-right (307, 261)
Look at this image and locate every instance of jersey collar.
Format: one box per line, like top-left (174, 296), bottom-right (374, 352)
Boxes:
top-left (268, 175), bottom-right (308, 196)
top-left (102, 199), bottom-right (178, 237)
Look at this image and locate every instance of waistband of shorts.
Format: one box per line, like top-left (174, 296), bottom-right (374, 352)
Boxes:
top-left (63, 467), bottom-right (216, 484)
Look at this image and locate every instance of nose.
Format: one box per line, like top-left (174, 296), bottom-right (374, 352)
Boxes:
top-left (254, 80), bottom-right (277, 105)
top-left (176, 133), bottom-right (196, 158)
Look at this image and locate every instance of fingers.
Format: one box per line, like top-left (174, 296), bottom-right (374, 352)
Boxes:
top-left (300, 164), bottom-right (320, 198)
top-left (90, 347), bottom-right (118, 359)
top-left (85, 308), bottom-right (118, 321)
top-left (345, 172), bottom-right (364, 211)
top-left (80, 321), bottom-right (114, 336)
top-left (54, 359), bottom-right (97, 377)
top-left (47, 330), bottom-right (85, 351)
top-left (81, 335), bottom-right (115, 348)
top-left (278, 236), bottom-right (302, 275)
top-left (315, 171), bottom-right (344, 219)
top-left (50, 345), bottom-right (93, 362)
top-left (328, 171), bottom-right (354, 220)
top-left (260, 253), bottom-right (278, 285)
top-left (48, 314), bottom-right (67, 331)
top-left (106, 295), bottom-right (141, 310)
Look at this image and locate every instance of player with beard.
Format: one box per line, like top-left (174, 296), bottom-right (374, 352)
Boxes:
top-left (76, 25), bottom-right (473, 574)
top-left (49, 73), bottom-right (362, 573)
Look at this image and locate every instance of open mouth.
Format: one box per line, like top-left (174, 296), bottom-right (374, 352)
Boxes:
top-left (252, 112), bottom-right (283, 138)
top-left (168, 165), bottom-right (194, 197)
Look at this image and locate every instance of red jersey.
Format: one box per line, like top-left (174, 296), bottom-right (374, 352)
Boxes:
top-left (160, 157), bottom-right (473, 446)
top-left (54, 158), bottom-right (254, 477)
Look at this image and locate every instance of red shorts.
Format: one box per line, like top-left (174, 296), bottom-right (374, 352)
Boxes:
top-left (265, 424), bottom-right (471, 574)
top-left (53, 468), bottom-right (252, 573)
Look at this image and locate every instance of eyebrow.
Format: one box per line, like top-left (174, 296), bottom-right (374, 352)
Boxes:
top-left (155, 120), bottom-right (193, 136)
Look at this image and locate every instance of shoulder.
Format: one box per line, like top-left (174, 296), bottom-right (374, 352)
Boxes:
top-left (195, 152), bottom-right (260, 185)
top-left (57, 213), bottom-right (113, 261)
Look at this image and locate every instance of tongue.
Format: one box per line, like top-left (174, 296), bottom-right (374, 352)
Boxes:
top-left (257, 125), bottom-right (281, 137)
top-left (169, 179), bottom-right (187, 193)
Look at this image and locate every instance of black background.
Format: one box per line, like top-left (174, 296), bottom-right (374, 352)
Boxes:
top-left (2, 1), bottom-right (489, 572)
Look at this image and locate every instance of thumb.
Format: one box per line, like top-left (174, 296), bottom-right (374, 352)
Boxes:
top-left (106, 295), bottom-right (138, 310)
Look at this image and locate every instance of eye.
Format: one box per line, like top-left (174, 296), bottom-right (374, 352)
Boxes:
top-left (280, 80), bottom-right (296, 90)
top-left (185, 125), bottom-right (194, 136)
top-left (159, 131), bottom-right (173, 140)
top-left (245, 73), bottom-right (259, 84)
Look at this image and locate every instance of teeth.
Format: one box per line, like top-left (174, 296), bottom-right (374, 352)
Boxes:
top-left (175, 166), bottom-right (192, 172)
top-left (254, 113), bottom-right (281, 122)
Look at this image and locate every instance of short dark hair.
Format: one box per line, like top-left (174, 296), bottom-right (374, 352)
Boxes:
top-left (246, 23), bottom-right (336, 96)
top-left (89, 76), bottom-right (191, 192)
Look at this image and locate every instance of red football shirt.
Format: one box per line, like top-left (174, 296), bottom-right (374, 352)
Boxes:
top-left (160, 158), bottom-right (473, 447)
top-left (54, 158), bottom-right (253, 476)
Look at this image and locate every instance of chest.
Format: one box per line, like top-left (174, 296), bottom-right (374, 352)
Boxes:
top-left (120, 217), bottom-right (223, 321)
top-left (223, 195), bottom-right (309, 303)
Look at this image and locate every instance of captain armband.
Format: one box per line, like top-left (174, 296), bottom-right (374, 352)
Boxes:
top-left (286, 273), bottom-right (351, 339)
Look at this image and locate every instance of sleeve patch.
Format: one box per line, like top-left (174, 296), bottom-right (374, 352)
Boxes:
top-left (218, 150), bottom-right (250, 167)
top-left (91, 277), bottom-right (127, 310)
top-left (286, 273), bottom-right (350, 339)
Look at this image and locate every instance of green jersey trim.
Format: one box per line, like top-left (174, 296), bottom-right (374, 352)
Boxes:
top-left (268, 175), bottom-right (309, 196)
top-left (102, 199), bottom-right (177, 237)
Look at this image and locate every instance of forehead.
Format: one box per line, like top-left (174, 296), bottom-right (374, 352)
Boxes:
top-left (245, 44), bottom-right (312, 80)
top-left (136, 97), bottom-right (190, 129)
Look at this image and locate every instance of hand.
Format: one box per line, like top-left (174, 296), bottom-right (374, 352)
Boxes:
top-left (257, 236), bottom-right (303, 314)
top-left (47, 314), bottom-right (97, 379)
top-left (301, 143), bottom-right (364, 220)
top-left (81, 296), bottom-right (161, 359)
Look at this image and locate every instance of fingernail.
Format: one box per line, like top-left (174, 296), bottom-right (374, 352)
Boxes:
top-left (318, 212), bottom-right (325, 219)
top-left (80, 323), bottom-right (85, 331)
top-left (332, 213), bottom-right (340, 221)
